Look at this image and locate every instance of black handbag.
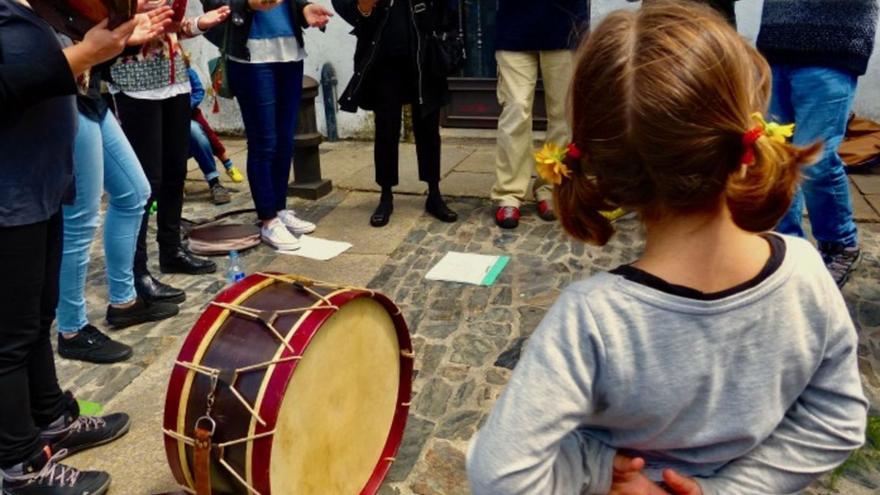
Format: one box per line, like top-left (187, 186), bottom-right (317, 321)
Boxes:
top-left (428, 29), bottom-right (466, 77)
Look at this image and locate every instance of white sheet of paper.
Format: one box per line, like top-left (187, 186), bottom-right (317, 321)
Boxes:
top-left (277, 235), bottom-right (352, 261)
top-left (425, 252), bottom-right (510, 286)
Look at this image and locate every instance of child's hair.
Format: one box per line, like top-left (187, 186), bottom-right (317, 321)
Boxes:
top-left (557, 0), bottom-right (821, 245)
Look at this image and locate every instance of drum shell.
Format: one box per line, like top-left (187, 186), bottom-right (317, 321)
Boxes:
top-left (163, 273), bottom-right (413, 494)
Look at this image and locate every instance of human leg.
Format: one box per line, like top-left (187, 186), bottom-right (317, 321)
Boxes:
top-left (537, 50), bottom-right (574, 207)
top-left (491, 51), bottom-right (539, 209)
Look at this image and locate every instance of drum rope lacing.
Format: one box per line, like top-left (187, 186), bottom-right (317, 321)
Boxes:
top-left (164, 273), bottom-right (373, 495)
top-left (166, 273), bottom-right (411, 495)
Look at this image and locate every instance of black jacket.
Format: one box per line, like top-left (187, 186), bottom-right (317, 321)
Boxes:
top-left (333, 0), bottom-right (454, 114)
top-left (201, 0), bottom-right (312, 60)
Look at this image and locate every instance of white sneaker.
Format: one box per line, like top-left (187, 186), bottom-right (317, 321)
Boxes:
top-left (277, 209), bottom-right (316, 235)
top-left (261, 219), bottom-right (300, 251)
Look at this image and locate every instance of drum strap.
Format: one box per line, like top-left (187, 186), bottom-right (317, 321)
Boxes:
top-left (194, 426), bottom-right (213, 495)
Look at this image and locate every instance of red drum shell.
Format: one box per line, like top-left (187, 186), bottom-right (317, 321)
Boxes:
top-left (163, 273), bottom-right (413, 495)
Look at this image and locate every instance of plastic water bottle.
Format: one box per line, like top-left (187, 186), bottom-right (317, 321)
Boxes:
top-left (226, 250), bottom-right (245, 284)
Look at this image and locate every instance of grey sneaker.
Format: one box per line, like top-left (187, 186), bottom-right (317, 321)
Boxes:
top-left (819, 242), bottom-right (861, 288)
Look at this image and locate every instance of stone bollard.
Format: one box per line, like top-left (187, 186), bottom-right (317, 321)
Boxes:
top-left (289, 76), bottom-right (332, 200)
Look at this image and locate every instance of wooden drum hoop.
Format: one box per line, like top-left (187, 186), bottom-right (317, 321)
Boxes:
top-left (162, 272), bottom-right (413, 495)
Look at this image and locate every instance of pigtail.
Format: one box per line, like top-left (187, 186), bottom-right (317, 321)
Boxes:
top-left (726, 136), bottom-right (821, 233)
top-left (554, 155), bottom-right (617, 245)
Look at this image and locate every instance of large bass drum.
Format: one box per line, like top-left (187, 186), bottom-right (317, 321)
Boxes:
top-left (163, 273), bottom-right (413, 495)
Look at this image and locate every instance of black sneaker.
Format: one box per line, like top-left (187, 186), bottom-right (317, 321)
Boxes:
top-left (1, 448), bottom-right (110, 495)
top-left (57, 326), bottom-right (132, 364)
top-left (819, 242), bottom-right (861, 288)
top-left (105, 297), bottom-right (178, 329)
top-left (42, 409), bottom-right (131, 459)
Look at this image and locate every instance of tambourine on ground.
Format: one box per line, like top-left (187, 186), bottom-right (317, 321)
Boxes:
top-left (162, 272), bottom-right (414, 495)
top-left (29, 0), bottom-right (137, 40)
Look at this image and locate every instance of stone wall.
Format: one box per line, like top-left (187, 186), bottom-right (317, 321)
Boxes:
top-left (185, 0), bottom-right (880, 137)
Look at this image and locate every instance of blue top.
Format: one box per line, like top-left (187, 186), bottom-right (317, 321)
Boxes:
top-left (188, 68), bottom-right (205, 109)
top-left (250, 4), bottom-right (296, 40)
top-left (0, 0), bottom-right (76, 227)
top-left (495, 0), bottom-right (589, 52)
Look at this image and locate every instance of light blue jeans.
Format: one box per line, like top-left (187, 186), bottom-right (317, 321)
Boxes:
top-left (56, 112), bottom-right (150, 333)
top-left (771, 65), bottom-right (859, 247)
top-left (190, 120), bottom-right (220, 182)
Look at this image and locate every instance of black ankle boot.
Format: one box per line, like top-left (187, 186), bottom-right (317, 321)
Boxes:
top-left (159, 247), bottom-right (217, 275)
top-left (370, 198), bottom-right (394, 227)
top-left (425, 195), bottom-right (458, 223)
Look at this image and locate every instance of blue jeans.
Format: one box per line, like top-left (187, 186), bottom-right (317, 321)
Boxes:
top-left (771, 65), bottom-right (859, 247)
top-left (227, 60), bottom-right (304, 220)
top-left (56, 112), bottom-right (150, 333)
top-left (190, 120), bottom-right (220, 182)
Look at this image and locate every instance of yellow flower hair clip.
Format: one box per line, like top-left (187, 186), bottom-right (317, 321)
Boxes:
top-left (534, 142), bottom-right (579, 185)
top-left (751, 112), bottom-right (795, 144)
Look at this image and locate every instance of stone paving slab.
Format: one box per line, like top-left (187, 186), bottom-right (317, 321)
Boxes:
top-left (335, 145), bottom-right (476, 194)
top-left (852, 174), bottom-right (880, 195)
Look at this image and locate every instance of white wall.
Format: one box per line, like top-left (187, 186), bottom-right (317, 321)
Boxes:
top-left (186, 0), bottom-right (880, 136)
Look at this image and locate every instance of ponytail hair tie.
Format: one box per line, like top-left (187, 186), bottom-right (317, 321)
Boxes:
top-left (741, 112), bottom-right (795, 166)
top-left (535, 142), bottom-right (583, 185)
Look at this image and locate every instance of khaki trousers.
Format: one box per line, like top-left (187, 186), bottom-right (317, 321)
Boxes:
top-left (491, 50), bottom-right (574, 207)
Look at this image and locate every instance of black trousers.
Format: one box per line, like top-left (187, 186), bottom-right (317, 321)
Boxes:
top-left (0, 214), bottom-right (68, 467)
top-left (115, 93), bottom-right (190, 275)
top-left (370, 56), bottom-right (442, 188)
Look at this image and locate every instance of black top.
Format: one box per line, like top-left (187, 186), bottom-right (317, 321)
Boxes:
top-left (381, 0), bottom-right (411, 60)
top-left (77, 67), bottom-right (110, 121)
top-left (610, 234), bottom-right (786, 301)
top-left (0, 0), bottom-right (77, 227)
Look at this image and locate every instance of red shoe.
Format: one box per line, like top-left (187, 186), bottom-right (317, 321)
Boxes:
top-left (495, 206), bottom-right (520, 229)
top-left (537, 200), bottom-right (556, 221)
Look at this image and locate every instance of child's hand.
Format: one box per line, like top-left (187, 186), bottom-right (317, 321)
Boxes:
top-left (610, 454), bottom-right (669, 495)
top-left (662, 469), bottom-right (703, 495)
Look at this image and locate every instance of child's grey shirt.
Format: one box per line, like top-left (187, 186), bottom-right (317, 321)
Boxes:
top-left (467, 235), bottom-right (868, 495)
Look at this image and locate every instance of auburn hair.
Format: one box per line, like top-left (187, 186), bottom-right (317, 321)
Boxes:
top-left (557, 0), bottom-right (820, 245)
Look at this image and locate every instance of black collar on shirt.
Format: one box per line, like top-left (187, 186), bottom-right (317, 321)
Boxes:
top-left (609, 234), bottom-right (787, 301)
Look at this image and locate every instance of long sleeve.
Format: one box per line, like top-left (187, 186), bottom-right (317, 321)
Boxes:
top-left (466, 294), bottom-right (616, 495)
top-left (697, 282), bottom-right (868, 495)
top-left (0, 46), bottom-right (75, 115)
top-left (188, 69), bottom-right (205, 109)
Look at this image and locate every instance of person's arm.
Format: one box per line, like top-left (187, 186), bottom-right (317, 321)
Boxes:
top-left (188, 68), bottom-right (205, 109)
top-left (695, 285), bottom-right (868, 495)
top-left (466, 293), bottom-right (617, 495)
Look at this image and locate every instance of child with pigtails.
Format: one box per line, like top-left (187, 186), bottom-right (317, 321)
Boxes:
top-left (466, 2), bottom-right (868, 495)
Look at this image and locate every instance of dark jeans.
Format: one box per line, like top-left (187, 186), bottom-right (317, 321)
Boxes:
top-left (115, 93), bottom-right (191, 275)
top-left (370, 56), bottom-right (441, 188)
top-left (227, 60), bottom-right (304, 220)
top-left (0, 213), bottom-right (68, 468)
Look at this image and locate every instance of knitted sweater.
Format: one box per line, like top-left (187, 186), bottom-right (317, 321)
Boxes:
top-left (757, 0), bottom-right (879, 76)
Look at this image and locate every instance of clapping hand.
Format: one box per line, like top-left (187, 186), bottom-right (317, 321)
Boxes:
top-left (128, 5), bottom-right (174, 45)
top-left (197, 5), bottom-right (231, 31)
top-left (303, 3), bottom-right (333, 28)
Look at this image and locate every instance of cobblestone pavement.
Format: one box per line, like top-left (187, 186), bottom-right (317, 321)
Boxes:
top-left (54, 147), bottom-right (880, 494)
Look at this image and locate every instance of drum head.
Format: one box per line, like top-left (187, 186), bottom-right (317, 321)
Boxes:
top-left (269, 297), bottom-right (401, 494)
